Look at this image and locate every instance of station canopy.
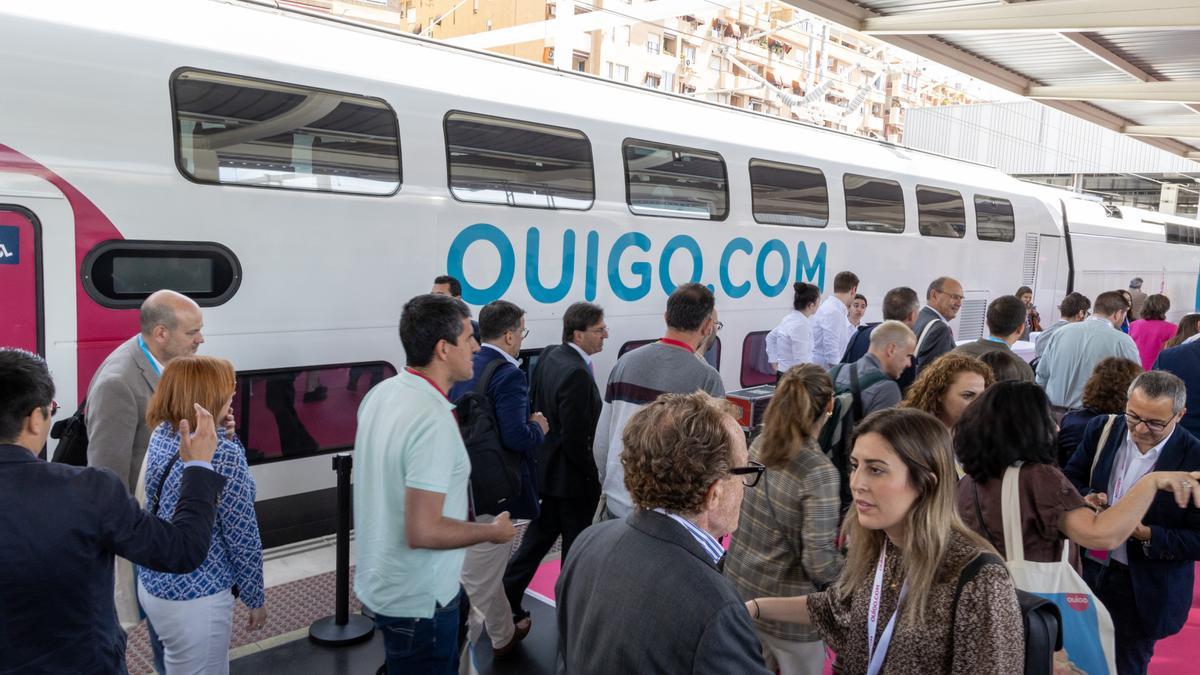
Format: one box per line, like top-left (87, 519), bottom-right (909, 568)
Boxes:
top-left (781, 0), bottom-right (1200, 160)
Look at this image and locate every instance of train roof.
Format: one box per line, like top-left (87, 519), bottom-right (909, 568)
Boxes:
top-left (5, 0), bottom-right (1029, 199)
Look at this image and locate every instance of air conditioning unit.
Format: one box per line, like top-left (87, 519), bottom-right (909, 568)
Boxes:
top-left (683, 58), bottom-right (693, 67)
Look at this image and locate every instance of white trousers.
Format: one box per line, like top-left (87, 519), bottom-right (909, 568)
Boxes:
top-left (137, 579), bottom-right (235, 675)
top-left (758, 632), bottom-right (828, 675)
top-left (459, 515), bottom-right (516, 651)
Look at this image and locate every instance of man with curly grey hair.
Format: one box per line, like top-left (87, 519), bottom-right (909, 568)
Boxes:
top-left (555, 391), bottom-right (770, 674)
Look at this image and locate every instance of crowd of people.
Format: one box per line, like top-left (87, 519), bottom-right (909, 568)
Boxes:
top-left (6, 270), bottom-right (1200, 675)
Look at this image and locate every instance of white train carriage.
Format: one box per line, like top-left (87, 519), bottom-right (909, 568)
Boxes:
top-left (2, 0), bottom-right (1196, 546)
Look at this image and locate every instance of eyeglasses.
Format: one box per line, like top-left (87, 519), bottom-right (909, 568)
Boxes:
top-left (938, 290), bottom-right (965, 302)
top-left (1125, 411), bottom-right (1173, 434)
top-left (731, 460), bottom-right (766, 487)
top-left (509, 327), bottom-right (530, 339)
top-left (715, 321), bottom-right (725, 332)
top-left (48, 401), bottom-right (60, 417)
top-left (586, 326), bottom-right (609, 335)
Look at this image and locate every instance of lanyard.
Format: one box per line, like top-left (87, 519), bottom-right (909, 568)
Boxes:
top-left (659, 337), bottom-right (695, 353)
top-left (867, 547), bottom-right (907, 675)
top-left (137, 335), bottom-right (161, 376)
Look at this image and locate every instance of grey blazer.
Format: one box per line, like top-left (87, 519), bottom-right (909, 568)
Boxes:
top-left (85, 336), bottom-right (159, 491)
top-left (556, 510), bottom-right (770, 675)
top-left (912, 306), bottom-right (956, 372)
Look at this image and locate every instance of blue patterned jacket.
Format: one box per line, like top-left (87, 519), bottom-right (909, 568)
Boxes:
top-left (137, 424), bottom-right (265, 608)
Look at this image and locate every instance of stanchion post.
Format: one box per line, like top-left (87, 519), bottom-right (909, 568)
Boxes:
top-left (309, 453), bottom-right (374, 646)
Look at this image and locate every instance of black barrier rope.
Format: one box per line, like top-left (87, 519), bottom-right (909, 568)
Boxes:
top-left (309, 453), bottom-right (374, 646)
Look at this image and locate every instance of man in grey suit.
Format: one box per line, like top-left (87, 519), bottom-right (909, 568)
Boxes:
top-left (86, 290), bottom-right (205, 490)
top-left (912, 276), bottom-right (963, 375)
top-left (556, 391), bottom-right (770, 674)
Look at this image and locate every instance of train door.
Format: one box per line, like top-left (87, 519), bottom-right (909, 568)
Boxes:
top-left (1023, 232), bottom-right (1063, 321)
top-left (0, 205), bottom-right (43, 354)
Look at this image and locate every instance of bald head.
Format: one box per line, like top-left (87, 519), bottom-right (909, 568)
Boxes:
top-left (869, 320), bottom-right (917, 379)
top-left (140, 290), bottom-right (204, 363)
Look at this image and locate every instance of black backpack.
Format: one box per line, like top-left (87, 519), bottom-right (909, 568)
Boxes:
top-left (951, 552), bottom-right (1063, 675)
top-left (818, 362), bottom-right (888, 510)
top-left (49, 399), bottom-right (89, 466)
top-left (456, 360), bottom-right (523, 516)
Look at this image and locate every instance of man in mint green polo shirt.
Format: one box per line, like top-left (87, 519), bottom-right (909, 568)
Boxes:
top-left (354, 294), bottom-right (517, 673)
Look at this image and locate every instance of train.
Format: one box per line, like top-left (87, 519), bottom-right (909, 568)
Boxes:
top-left (3, 0), bottom-right (1198, 547)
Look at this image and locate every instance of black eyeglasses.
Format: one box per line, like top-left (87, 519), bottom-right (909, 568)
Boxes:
top-left (509, 327), bottom-right (530, 339)
top-left (1125, 411), bottom-right (1172, 434)
top-left (731, 460), bottom-right (765, 487)
top-left (715, 321), bottom-right (725, 332)
top-left (39, 401), bottom-right (59, 417)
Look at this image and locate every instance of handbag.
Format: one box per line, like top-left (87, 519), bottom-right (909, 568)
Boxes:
top-left (996, 464), bottom-right (1118, 674)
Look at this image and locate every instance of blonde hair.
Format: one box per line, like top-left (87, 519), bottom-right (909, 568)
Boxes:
top-left (757, 364), bottom-right (833, 469)
top-left (835, 408), bottom-right (994, 625)
top-left (145, 355), bottom-right (235, 432)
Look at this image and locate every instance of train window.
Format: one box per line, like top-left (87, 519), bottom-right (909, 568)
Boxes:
top-left (749, 159), bottom-right (828, 227)
top-left (444, 112), bottom-right (595, 210)
top-left (843, 174), bottom-right (905, 233)
top-left (624, 139), bottom-right (728, 220)
top-left (740, 331), bottom-right (776, 387)
top-left (234, 361), bottom-right (398, 465)
top-left (171, 69), bottom-right (401, 196)
top-left (81, 240), bottom-right (241, 309)
top-left (975, 195), bottom-right (1016, 242)
top-left (618, 337), bottom-right (721, 369)
top-left (1166, 223), bottom-right (1200, 246)
top-left (916, 186), bottom-right (966, 239)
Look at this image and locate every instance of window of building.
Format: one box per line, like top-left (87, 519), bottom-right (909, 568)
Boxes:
top-left (647, 35), bottom-right (661, 54)
top-left (683, 45), bottom-right (697, 63)
top-left (172, 69), bottom-right (401, 195)
top-left (916, 185), bottom-right (966, 238)
top-left (681, 84), bottom-right (696, 95)
top-left (608, 62), bottom-right (629, 82)
top-left (662, 71), bottom-right (675, 91)
top-left (82, 240), bottom-right (241, 309)
top-left (444, 111), bottom-right (594, 210)
top-left (644, 73), bottom-right (661, 89)
top-left (974, 194), bottom-right (1016, 242)
top-left (616, 25), bottom-right (631, 45)
top-left (235, 361), bottom-right (398, 465)
top-left (749, 159), bottom-right (828, 227)
top-left (546, 2), bottom-right (556, 18)
top-left (573, 52), bottom-right (589, 72)
top-left (748, 98), bottom-right (763, 112)
top-left (663, 34), bottom-right (678, 56)
top-left (740, 331), bottom-right (775, 387)
top-left (624, 139), bottom-right (728, 220)
top-left (709, 54), bottom-right (723, 71)
top-left (843, 174), bottom-right (905, 233)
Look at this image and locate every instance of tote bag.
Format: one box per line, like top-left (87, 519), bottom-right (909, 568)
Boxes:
top-left (1000, 464), bottom-right (1118, 675)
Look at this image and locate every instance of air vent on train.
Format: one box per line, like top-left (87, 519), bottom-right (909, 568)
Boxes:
top-left (1022, 234), bottom-right (1039, 287)
top-left (957, 298), bottom-right (988, 342)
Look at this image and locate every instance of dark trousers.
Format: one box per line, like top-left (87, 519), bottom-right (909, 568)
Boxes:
top-left (375, 590), bottom-right (462, 675)
top-left (503, 494), bottom-right (597, 614)
top-left (1082, 559), bottom-right (1157, 675)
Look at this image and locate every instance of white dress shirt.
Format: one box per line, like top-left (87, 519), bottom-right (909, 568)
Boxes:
top-left (482, 343), bottom-right (521, 368)
top-left (1107, 428), bottom-right (1172, 564)
top-left (567, 341), bottom-right (593, 369)
top-left (765, 310), bottom-right (814, 371)
top-left (811, 295), bottom-right (852, 369)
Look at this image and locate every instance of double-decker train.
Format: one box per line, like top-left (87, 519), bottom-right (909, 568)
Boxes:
top-left (3, 0), bottom-right (1197, 546)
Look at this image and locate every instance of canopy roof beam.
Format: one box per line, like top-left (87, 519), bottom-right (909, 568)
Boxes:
top-left (859, 0), bottom-right (1200, 35)
top-left (1026, 81), bottom-right (1200, 103)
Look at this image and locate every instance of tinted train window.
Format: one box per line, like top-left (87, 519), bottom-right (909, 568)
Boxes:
top-left (172, 69), bottom-right (400, 195)
top-left (82, 240), bottom-right (241, 308)
top-left (740, 331), bottom-right (775, 387)
top-left (843, 174), bottom-right (905, 233)
top-left (624, 140), bottom-right (728, 220)
top-left (445, 112), bottom-right (594, 210)
top-left (975, 195), bottom-right (1016, 242)
top-left (618, 338), bottom-right (721, 370)
top-left (916, 186), bottom-right (966, 238)
top-left (1166, 223), bottom-right (1200, 246)
top-left (749, 159), bottom-right (828, 227)
top-left (235, 362), bottom-right (397, 465)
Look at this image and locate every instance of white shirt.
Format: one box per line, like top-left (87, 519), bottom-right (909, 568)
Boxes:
top-left (1107, 428), bottom-right (1172, 564)
top-left (481, 342), bottom-right (521, 368)
top-left (812, 295), bottom-right (853, 369)
top-left (764, 310), bottom-right (814, 371)
top-left (567, 341), bottom-right (593, 368)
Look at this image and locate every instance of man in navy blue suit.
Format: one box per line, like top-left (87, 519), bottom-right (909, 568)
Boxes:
top-left (0, 348), bottom-right (226, 674)
top-left (1064, 370), bottom-right (1200, 674)
top-left (449, 300), bottom-right (547, 659)
top-left (1152, 341), bottom-right (1200, 439)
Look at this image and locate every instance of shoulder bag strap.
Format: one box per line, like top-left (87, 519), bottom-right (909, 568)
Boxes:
top-left (1088, 414), bottom-right (1118, 487)
top-left (916, 317), bottom-right (943, 353)
top-left (1000, 463), bottom-right (1026, 563)
top-left (946, 552), bottom-right (1002, 672)
top-left (849, 362), bottom-right (865, 421)
top-left (150, 453), bottom-right (181, 517)
top-left (474, 358), bottom-right (505, 396)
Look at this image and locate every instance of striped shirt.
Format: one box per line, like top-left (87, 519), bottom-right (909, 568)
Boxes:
top-left (655, 508), bottom-right (724, 563)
